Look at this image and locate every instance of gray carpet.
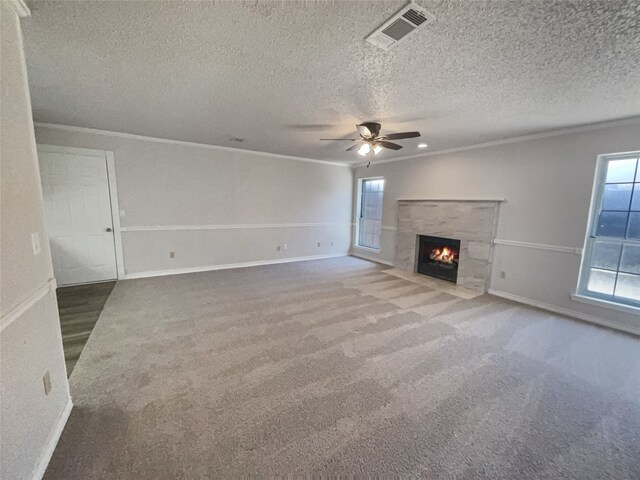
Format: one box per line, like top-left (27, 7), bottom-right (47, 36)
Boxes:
top-left (45, 257), bottom-right (640, 479)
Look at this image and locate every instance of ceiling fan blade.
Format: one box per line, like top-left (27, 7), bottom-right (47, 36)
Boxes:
top-left (376, 141), bottom-right (403, 150)
top-left (345, 143), bottom-right (362, 152)
top-left (356, 124), bottom-right (372, 139)
top-left (383, 131), bottom-right (421, 140)
top-left (320, 138), bottom-right (358, 141)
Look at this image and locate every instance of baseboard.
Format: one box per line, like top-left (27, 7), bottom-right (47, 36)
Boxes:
top-left (30, 397), bottom-right (73, 480)
top-left (488, 289), bottom-right (640, 337)
top-left (349, 251), bottom-right (395, 267)
top-left (123, 253), bottom-right (349, 280)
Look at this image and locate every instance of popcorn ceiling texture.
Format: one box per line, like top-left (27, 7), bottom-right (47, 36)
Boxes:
top-left (22, 0), bottom-right (640, 162)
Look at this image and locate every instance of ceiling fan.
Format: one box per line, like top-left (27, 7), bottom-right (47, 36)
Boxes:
top-left (320, 122), bottom-right (421, 156)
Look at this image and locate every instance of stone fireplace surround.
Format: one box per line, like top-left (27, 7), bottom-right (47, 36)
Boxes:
top-left (395, 199), bottom-right (502, 292)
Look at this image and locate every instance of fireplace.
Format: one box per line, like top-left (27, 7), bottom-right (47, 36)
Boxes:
top-left (417, 235), bottom-right (460, 283)
top-left (396, 200), bottom-right (501, 292)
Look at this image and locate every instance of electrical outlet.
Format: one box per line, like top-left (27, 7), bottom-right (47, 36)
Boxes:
top-left (500, 271), bottom-right (506, 279)
top-left (31, 232), bottom-right (41, 255)
top-left (283, 243), bottom-right (287, 250)
top-left (43, 371), bottom-right (52, 395)
top-left (119, 209), bottom-right (126, 217)
top-left (169, 251), bottom-right (175, 258)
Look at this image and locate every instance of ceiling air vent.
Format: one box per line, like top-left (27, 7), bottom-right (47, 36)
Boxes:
top-left (366, 2), bottom-right (435, 51)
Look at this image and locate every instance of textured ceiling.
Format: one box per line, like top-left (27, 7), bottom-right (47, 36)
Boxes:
top-left (22, 0), bottom-right (640, 163)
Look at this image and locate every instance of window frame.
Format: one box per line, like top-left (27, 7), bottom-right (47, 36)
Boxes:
top-left (577, 151), bottom-right (640, 311)
top-left (355, 176), bottom-right (385, 252)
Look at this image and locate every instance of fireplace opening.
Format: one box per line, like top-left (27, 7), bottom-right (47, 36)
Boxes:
top-left (417, 235), bottom-right (461, 283)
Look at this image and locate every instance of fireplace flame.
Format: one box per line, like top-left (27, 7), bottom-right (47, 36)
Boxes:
top-left (429, 247), bottom-right (457, 264)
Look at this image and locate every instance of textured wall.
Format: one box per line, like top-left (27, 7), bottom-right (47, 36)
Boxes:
top-left (0, 3), bottom-right (71, 479)
top-left (353, 120), bottom-right (640, 333)
top-left (34, 126), bottom-right (354, 276)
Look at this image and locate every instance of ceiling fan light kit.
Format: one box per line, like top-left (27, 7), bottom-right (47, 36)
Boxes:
top-left (358, 143), bottom-right (371, 156)
top-left (320, 121), bottom-right (422, 158)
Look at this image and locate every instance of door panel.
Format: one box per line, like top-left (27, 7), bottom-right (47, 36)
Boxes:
top-left (38, 149), bottom-right (117, 285)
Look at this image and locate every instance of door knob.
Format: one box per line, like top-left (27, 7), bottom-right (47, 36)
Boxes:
top-left (106, 227), bottom-right (112, 232)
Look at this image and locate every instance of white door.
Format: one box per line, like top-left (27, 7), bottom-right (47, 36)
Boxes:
top-left (38, 148), bottom-right (118, 286)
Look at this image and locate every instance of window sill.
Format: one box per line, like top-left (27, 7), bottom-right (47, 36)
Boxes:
top-left (352, 245), bottom-right (381, 254)
top-left (571, 293), bottom-right (640, 316)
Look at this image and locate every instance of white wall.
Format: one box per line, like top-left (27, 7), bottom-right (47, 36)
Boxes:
top-left (352, 120), bottom-right (640, 335)
top-left (0, 2), bottom-right (72, 479)
top-left (34, 126), bottom-right (354, 277)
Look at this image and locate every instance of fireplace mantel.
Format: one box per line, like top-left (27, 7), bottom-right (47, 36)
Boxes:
top-left (395, 199), bottom-right (501, 292)
top-left (396, 197), bottom-right (505, 202)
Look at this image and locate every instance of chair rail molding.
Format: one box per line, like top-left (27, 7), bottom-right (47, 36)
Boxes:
top-left (493, 238), bottom-right (582, 255)
top-left (120, 223), bottom-right (354, 232)
top-left (1, 278), bottom-right (57, 333)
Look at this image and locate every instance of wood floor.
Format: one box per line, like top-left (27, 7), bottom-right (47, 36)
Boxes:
top-left (56, 281), bottom-right (116, 375)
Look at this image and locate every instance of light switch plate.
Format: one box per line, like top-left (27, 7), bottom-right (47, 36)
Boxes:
top-left (119, 210), bottom-right (125, 217)
top-left (31, 232), bottom-right (41, 255)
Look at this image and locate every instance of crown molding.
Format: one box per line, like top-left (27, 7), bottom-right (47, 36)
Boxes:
top-left (357, 116), bottom-right (640, 168)
top-left (33, 122), bottom-right (352, 168)
top-left (34, 116), bottom-right (640, 170)
top-left (4, 0), bottom-right (30, 17)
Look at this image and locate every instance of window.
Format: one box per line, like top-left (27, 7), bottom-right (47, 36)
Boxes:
top-left (357, 177), bottom-right (384, 250)
top-left (579, 152), bottom-right (640, 308)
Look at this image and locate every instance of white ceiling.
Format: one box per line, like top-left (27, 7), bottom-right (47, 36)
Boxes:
top-left (22, 0), bottom-right (640, 164)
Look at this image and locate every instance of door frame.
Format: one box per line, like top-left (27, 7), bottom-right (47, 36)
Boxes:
top-left (37, 144), bottom-right (125, 280)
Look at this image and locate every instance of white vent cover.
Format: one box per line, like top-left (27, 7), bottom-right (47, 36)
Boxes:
top-left (366, 2), bottom-right (435, 51)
